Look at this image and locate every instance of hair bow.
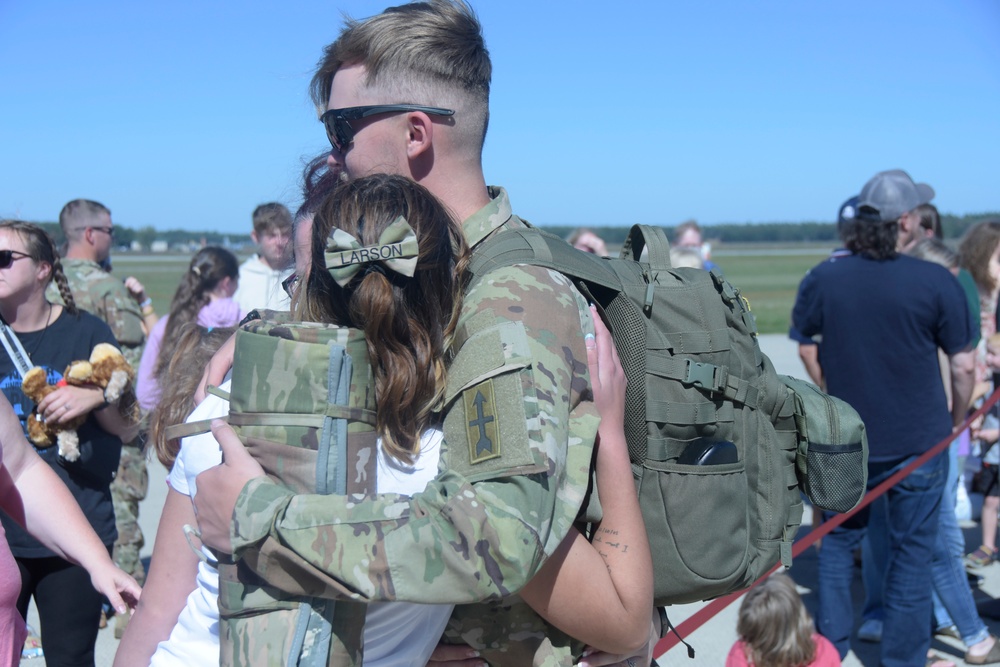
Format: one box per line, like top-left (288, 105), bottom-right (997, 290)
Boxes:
top-left (325, 215), bottom-right (419, 287)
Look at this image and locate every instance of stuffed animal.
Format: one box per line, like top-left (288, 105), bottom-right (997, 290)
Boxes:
top-left (21, 344), bottom-right (137, 461)
top-left (21, 369), bottom-right (87, 461)
top-left (65, 343), bottom-right (135, 403)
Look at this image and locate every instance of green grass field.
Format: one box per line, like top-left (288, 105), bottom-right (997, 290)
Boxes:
top-left (112, 248), bottom-right (827, 335)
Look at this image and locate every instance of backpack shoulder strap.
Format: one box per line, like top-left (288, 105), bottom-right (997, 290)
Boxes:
top-left (467, 224), bottom-right (620, 290)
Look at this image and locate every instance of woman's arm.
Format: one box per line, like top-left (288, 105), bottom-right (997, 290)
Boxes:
top-left (519, 308), bottom-right (653, 656)
top-left (115, 487), bottom-right (201, 666)
top-left (0, 396), bottom-right (140, 614)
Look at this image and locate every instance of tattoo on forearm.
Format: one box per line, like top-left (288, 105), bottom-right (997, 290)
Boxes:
top-left (594, 527), bottom-right (630, 554)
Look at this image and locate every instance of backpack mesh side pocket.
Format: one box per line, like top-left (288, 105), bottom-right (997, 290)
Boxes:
top-left (780, 375), bottom-right (868, 513)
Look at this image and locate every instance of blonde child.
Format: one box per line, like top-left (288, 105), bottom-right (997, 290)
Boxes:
top-left (726, 573), bottom-right (840, 667)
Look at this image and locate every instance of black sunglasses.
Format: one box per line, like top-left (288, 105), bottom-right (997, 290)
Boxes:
top-left (0, 250), bottom-right (33, 269)
top-left (320, 104), bottom-right (455, 152)
top-left (90, 225), bottom-right (115, 239)
top-left (281, 272), bottom-right (300, 299)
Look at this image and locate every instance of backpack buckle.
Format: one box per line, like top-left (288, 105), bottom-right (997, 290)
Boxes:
top-left (685, 360), bottom-right (718, 390)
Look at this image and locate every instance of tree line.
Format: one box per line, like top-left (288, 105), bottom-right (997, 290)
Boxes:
top-left (544, 211), bottom-right (1000, 245)
top-left (29, 210), bottom-right (999, 251)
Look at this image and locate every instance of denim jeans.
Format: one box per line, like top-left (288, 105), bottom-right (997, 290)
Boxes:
top-left (818, 452), bottom-right (946, 666)
top-left (861, 495), bottom-right (888, 622)
top-left (930, 442), bottom-right (990, 646)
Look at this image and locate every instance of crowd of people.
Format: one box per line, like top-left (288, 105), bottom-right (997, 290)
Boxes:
top-left (1, 2), bottom-right (997, 667)
top-left (790, 169), bottom-right (1000, 667)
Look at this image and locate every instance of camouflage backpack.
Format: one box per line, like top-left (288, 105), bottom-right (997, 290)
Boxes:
top-left (468, 224), bottom-right (869, 606)
top-left (181, 314), bottom-right (377, 666)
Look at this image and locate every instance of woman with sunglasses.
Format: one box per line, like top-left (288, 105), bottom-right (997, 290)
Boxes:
top-left (0, 220), bottom-right (141, 666)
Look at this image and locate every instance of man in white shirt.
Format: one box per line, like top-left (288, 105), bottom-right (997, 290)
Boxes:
top-left (232, 202), bottom-right (293, 312)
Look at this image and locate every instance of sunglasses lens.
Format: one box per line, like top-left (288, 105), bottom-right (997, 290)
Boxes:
top-left (0, 251), bottom-right (12, 269)
top-left (322, 112), bottom-right (354, 151)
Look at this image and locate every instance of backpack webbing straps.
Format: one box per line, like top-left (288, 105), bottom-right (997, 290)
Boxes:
top-left (620, 225), bottom-right (672, 271)
top-left (163, 416), bottom-right (230, 442)
top-left (647, 355), bottom-right (762, 409)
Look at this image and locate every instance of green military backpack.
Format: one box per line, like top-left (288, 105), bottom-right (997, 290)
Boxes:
top-left (468, 224), bottom-right (869, 606)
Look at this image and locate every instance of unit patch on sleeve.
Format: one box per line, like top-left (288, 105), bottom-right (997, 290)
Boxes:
top-left (464, 379), bottom-right (500, 464)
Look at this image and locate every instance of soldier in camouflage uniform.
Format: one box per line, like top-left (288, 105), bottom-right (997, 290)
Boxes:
top-left (53, 199), bottom-right (159, 637)
top-left (194, 3), bottom-right (653, 666)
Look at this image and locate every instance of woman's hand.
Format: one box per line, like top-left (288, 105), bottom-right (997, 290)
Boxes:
top-left (36, 384), bottom-right (106, 425)
top-left (124, 276), bottom-right (147, 302)
top-left (88, 560), bottom-right (141, 616)
top-left (586, 305), bottom-right (627, 457)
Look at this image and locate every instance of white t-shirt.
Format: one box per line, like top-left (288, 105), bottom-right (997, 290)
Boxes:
top-left (150, 380), bottom-right (451, 667)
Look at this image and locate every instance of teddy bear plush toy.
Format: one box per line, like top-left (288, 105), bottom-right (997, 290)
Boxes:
top-left (21, 343), bottom-right (137, 462)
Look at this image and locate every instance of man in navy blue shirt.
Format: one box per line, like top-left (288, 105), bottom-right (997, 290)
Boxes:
top-left (793, 169), bottom-right (973, 666)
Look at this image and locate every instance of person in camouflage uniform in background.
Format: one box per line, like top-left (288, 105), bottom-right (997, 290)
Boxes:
top-left (193, 3), bottom-right (656, 665)
top-left (52, 199), bottom-right (159, 637)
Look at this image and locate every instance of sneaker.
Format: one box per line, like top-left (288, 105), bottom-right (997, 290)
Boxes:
top-left (21, 625), bottom-right (43, 660)
top-left (858, 618), bottom-right (883, 643)
top-left (966, 545), bottom-right (998, 568)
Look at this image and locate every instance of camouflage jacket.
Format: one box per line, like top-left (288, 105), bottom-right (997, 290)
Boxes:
top-left (47, 258), bottom-right (146, 368)
top-left (229, 187), bottom-right (601, 666)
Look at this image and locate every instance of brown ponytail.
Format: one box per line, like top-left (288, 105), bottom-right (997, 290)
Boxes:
top-left (300, 174), bottom-right (469, 464)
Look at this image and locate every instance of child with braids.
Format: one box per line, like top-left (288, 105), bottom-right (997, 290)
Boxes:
top-left (0, 220), bottom-right (140, 665)
top-left (136, 246), bottom-right (241, 412)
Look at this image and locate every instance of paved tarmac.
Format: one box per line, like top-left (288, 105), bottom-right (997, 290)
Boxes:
top-left (20, 334), bottom-right (1000, 665)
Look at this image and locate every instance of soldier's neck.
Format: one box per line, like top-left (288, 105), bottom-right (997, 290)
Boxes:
top-left (63, 245), bottom-right (99, 263)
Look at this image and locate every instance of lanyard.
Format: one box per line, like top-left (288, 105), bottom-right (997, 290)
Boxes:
top-left (0, 322), bottom-right (33, 378)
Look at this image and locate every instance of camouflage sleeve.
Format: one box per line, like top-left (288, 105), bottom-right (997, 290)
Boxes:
top-left (98, 284), bottom-right (146, 367)
top-left (230, 265), bottom-right (600, 604)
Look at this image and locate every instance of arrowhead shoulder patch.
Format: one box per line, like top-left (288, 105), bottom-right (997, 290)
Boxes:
top-left (464, 380), bottom-right (500, 464)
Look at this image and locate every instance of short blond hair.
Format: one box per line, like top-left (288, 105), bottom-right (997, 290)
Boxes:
top-left (310, 0), bottom-right (491, 153)
top-left (736, 574), bottom-right (817, 667)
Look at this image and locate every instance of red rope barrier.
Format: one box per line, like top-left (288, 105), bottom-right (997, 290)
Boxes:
top-left (654, 387), bottom-right (1000, 660)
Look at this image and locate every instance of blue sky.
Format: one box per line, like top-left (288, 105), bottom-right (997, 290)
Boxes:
top-left (1, 0), bottom-right (998, 233)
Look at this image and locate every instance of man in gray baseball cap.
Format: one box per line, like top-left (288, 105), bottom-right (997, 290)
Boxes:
top-left (794, 168), bottom-right (975, 665)
top-left (857, 168), bottom-right (936, 250)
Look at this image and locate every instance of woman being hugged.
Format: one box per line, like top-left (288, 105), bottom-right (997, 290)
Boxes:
top-left (136, 246), bottom-right (241, 412)
top-left (0, 220), bottom-right (140, 665)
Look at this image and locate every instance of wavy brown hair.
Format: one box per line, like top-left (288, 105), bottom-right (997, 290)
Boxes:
top-left (0, 220), bottom-right (78, 316)
top-left (149, 323), bottom-right (236, 468)
top-left (295, 174), bottom-right (469, 463)
top-left (958, 220), bottom-right (1000, 297)
top-left (737, 574), bottom-right (817, 667)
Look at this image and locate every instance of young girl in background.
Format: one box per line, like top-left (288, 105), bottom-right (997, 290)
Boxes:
top-left (727, 574), bottom-right (840, 667)
top-left (136, 246), bottom-right (241, 412)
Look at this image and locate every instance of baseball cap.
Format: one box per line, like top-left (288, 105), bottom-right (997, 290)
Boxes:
top-left (857, 169), bottom-right (934, 222)
top-left (836, 195), bottom-right (859, 238)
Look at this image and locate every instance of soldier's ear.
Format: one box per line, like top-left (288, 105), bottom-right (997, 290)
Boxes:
top-left (405, 111), bottom-right (434, 161)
